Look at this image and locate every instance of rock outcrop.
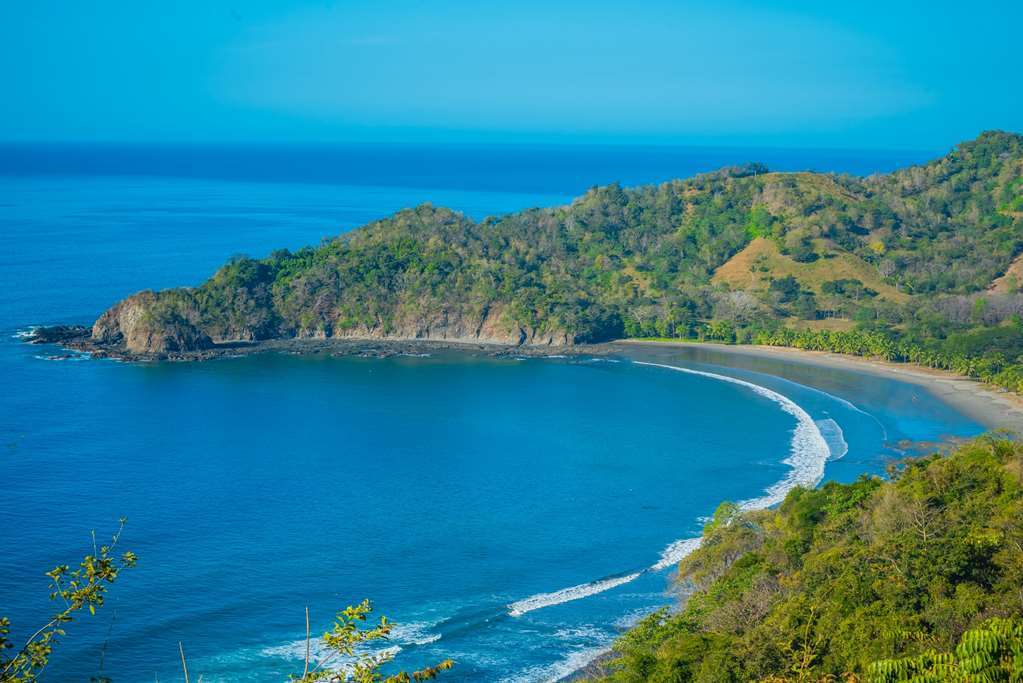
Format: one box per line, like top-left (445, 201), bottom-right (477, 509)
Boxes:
top-left (86, 292), bottom-right (573, 356)
top-left (92, 292), bottom-right (213, 354)
top-left (328, 305), bottom-right (573, 346)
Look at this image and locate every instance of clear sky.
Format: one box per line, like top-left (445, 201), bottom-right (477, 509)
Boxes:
top-left (2, 1), bottom-right (1020, 149)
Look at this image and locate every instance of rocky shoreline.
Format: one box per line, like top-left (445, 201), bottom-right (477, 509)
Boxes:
top-left (22, 324), bottom-right (617, 362)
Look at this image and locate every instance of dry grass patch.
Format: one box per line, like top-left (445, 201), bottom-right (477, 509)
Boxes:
top-left (712, 237), bottom-right (908, 303)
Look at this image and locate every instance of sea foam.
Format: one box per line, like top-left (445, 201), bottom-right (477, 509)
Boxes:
top-left (508, 572), bottom-right (643, 617)
top-left (651, 536), bottom-right (704, 571)
top-left (633, 362), bottom-right (829, 510)
top-left (816, 418), bottom-right (849, 461)
top-left (260, 619), bottom-right (441, 664)
top-left (499, 643), bottom-right (612, 683)
top-left (806, 384), bottom-right (890, 442)
top-left (507, 360), bottom-right (832, 616)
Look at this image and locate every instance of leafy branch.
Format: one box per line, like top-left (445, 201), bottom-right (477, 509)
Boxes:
top-left (293, 600), bottom-right (453, 683)
top-left (0, 519), bottom-right (137, 683)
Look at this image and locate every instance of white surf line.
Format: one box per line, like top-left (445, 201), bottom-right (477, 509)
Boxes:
top-left (636, 361), bottom-right (830, 510)
top-left (651, 536), bottom-right (704, 571)
top-left (507, 572), bottom-right (643, 617)
top-left (507, 360), bottom-right (831, 617)
top-left (804, 384), bottom-right (891, 443)
top-left (815, 418), bottom-right (849, 461)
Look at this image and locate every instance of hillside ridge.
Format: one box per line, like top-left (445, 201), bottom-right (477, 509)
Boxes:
top-left (70, 131), bottom-right (1023, 356)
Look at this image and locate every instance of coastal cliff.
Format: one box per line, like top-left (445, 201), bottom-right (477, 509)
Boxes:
top-left (89, 287), bottom-right (572, 355)
top-left (92, 292), bottom-right (213, 353)
top-left (79, 131), bottom-right (1023, 358)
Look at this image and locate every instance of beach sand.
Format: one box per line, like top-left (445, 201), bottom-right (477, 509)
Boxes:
top-left (615, 340), bottom-right (1023, 435)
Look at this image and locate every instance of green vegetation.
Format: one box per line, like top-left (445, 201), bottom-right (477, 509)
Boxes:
top-left (96, 131), bottom-right (1023, 361)
top-left (1, 521), bottom-right (137, 683)
top-left (292, 601), bottom-right (453, 683)
top-left (1, 526), bottom-right (452, 682)
top-left (869, 618), bottom-right (1023, 682)
top-left (749, 324), bottom-right (1023, 394)
top-left (89, 131), bottom-right (1023, 401)
top-left (593, 437), bottom-right (1023, 682)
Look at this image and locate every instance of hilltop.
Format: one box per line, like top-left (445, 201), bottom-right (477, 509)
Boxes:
top-left (57, 132), bottom-right (1023, 374)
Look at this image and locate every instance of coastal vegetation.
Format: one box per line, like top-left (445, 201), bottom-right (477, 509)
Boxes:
top-left (0, 525), bottom-right (452, 683)
top-left (80, 131), bottom-right (1023, 397)
top-left (6, 441), bottom-right (1020, 682)
top-left (592, 437), bottom-right (1023, 682)
top-left (0, 521), bottom-right (136, 683)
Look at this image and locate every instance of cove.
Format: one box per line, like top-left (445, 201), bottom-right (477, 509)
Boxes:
top-left (0, 345), bottom-right (983, 682)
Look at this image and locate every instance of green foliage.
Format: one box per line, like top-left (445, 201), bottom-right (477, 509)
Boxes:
top-left (747, 205), bottom-right (775, 239)
top-left (293, 600), bottom-right (453, 683)
top-left (106, 131), bottom-right (1023, 386)
top-left (786, 234), bottom-right (819, 263)
top-left (1, 521), bottom-right (137, 683)
top-left (861, 131), bottom-right (1023, 294)
top-left (748, 326), bottom-right (1023, 394)
top-left (868, 618), bottom-right (1023, 682)
top-left (821, 279), bottom-right (878, 300)
top-left (594, 438), bottom-right (1023, 683)
top-left (770, 276), bottom-right (802, 303)
top-left (0, 533), bottom-right (452, 683)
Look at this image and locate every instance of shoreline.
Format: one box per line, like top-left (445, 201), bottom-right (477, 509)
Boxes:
top-left (22, 329), bottom-right (1020, 682)
top-left (24, 326), bottom-right (1023, 434)
top-left (22, 326), bottom-right (619, 362)
top-left (558, 340), bottom-right (1023, 682)
top-left (616, 339), bottom-right (1023, 435)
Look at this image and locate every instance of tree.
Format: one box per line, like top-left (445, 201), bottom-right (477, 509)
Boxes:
top-left (770, 276), bottom-right (801, 304)
top-left (793, 293), bottom-right (818, 320)
top-left (594, 438), bottom-right (1023, 682)
top-left (1, 520), bottom-right (137, 683)
top-left (868, 618), bottom-right (1023, 682)
top-left (292, 600), bottom-right (453, 683)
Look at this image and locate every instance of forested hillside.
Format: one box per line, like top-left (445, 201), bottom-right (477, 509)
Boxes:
top-left (593, 437), bottom-right (1023, 682)
top-left (87, 132), bottom-right (1023, 378)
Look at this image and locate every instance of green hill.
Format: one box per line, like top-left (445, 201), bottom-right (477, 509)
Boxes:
top-left (83, 132), bottom-right (1023, 386)
top-left (589, 437), bottom-right (1023, 682)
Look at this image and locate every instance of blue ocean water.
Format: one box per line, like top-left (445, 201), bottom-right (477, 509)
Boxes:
top-left (0, 144), bottom-right (982, 682)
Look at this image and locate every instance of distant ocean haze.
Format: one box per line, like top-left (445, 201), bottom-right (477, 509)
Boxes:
top-left (0, 142), bottom-right (937, 194)
top-left (0, 144), bottom-right (979, 682)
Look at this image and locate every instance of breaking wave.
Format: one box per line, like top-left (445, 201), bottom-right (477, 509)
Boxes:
top-left (651, 536), bottom-right (703, 571)
top-left (805, 384), bottom-right (890, 443)
top-left (507, 360), bottom-right (832, 617)
top-left (34, 351), bottom-right (91, 362)
top-left (260, 620), bottom-right (441, 664)
top-left (508, 572), bottom-right (643, 617)
top-left (816, 418), bottom-right (849, 461)
top-left (499, 644), bottom-right (612, 683)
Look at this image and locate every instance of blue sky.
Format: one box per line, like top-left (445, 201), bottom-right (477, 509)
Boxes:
top-left (2, 1), bottom-right (1020, 148)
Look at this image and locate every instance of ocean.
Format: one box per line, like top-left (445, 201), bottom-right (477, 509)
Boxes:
top-left (0, 143), bottom-right (983, 682)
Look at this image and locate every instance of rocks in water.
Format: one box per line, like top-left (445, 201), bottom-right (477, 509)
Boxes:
top-left (24, 325), bottom-right (90, 344)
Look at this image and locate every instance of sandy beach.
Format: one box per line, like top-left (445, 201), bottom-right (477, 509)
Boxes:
top-left (616, 340), bottom-right (1023, 435)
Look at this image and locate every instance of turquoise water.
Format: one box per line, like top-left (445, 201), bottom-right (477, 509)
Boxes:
top-left (0, 146), bottom-right (982, 682)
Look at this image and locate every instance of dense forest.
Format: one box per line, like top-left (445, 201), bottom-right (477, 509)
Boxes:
top-left (592, 437), bottom-right (1023, 682)
top-left (88, 132), bottom-right (1023, 388)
